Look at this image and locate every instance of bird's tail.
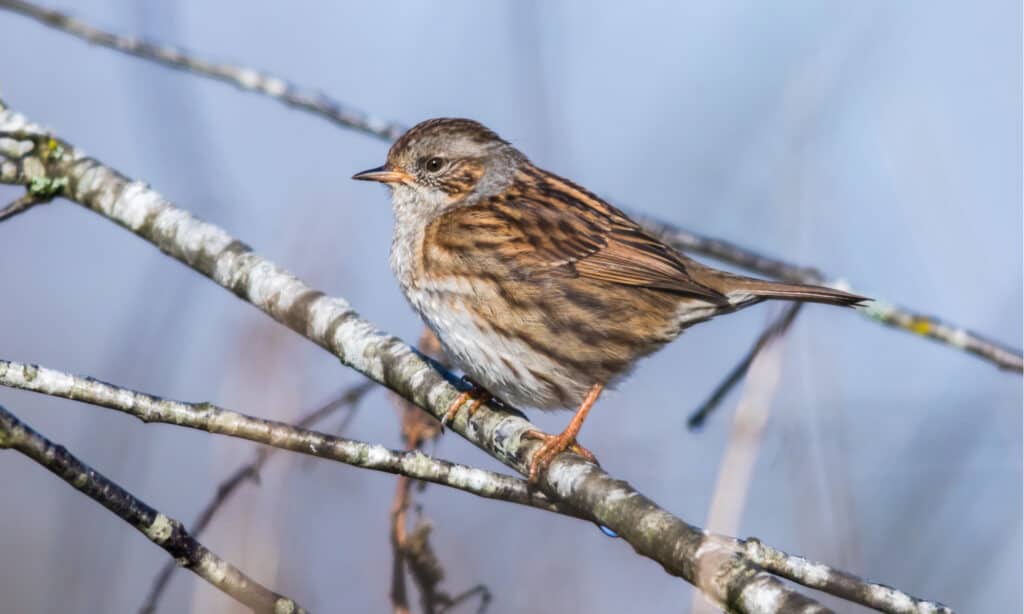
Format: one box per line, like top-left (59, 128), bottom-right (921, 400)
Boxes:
top-left (725, 276), bottom-right (867, 308)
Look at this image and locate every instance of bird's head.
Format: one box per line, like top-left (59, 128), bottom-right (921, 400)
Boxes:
top-left (353, 118), bottom-right (524, 216)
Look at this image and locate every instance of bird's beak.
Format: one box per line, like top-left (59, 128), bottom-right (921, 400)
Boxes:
top-left (351, 165), bottom-right (411, 184)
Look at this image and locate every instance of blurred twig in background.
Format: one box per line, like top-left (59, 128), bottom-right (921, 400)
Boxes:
top-left (390, 330), bottom-right (491, 614)
top-left (692, 323), bottom-right (788, 614)
top-left (688, 304), bottom-right (803, 429)
top-left (1, 0), bottom-right (1017, 376)
top-left (0, 403), bottom-right (308, 614)
top-left (138, 383), bottom-right (373, 614)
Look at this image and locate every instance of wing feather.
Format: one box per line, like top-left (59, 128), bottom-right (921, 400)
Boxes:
top-left (425, 172), bottom-right (728, 305)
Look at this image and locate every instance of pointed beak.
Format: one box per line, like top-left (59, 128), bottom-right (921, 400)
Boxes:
top-left (351, 165), bottom-right (411, 184)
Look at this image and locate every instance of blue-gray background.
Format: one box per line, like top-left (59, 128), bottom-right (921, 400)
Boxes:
top-left (1, 2), bottom-right (1020, 612)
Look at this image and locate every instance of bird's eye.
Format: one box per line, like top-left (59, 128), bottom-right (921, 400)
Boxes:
top-left (424, 157), bottom-right (445, 173)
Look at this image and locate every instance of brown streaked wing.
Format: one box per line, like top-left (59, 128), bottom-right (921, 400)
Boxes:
top-left (425, 170), bottom-right (729, 304)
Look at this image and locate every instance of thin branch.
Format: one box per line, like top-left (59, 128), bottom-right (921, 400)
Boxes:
top-left (0, 403), bottom-right (307, 614)
top-left (639, 217), bottom-right (1023, 374)
top-left (0, 358), bottom-right (572, 518)
top-left (0, 102), bottom-right (953, 614)
top-left (688, 304), bottom-right (803, 429)
top-left (138, 383), bottom-right (373, 614)
top-left (0, 0), bottom-right (1015, 374)
top-left (388, 330), bottom-right (491, 614)
top-left (693, 327), bottom-right (788, 614)
top-left (390, 472), bottom-right (414, 614)
top-left (0, 0), bottom-right (406, 141)
top-left (742, 539), bottom-right (952, 614)
top-left (0, 190), bottom-right (51, 220)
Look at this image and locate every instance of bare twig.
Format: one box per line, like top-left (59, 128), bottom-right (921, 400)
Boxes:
top-left (639, 217), bottom-right (1022, 374)
top-left (390, 472), bottom-right (414, 614)
top-left (0, 190), bottom-right (50, 220)
top-left (0, 0), bottom-right (1015, 374)
top-left (0, 0), bottom-right (406, 141)
top-left (0, 358), bottom-right (572, 518)
top-left (388, 330), bottom-right (491, 614)
top-left (693, 328), bottom-right (788, 614)
top-left (743, 539), bottom-right (952, 614)
top-left (689, 304), bottom-right (803, 429)
top-left (138, 382), bottom-right (373, 614)
top-left (0, 403), bottom-right (306, 614)
top-left (0, 101), bottom-right (955, 614)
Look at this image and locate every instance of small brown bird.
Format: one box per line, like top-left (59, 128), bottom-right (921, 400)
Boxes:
top-left (354, 118), bottom-right (864, 481)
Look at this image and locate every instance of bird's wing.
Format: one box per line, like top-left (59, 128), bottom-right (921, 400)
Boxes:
top-left (424, 172), bottom-right (729, 304)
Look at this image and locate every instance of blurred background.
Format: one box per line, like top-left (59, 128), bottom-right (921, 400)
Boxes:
top-left (0, 1), bottom-right (1020, 612)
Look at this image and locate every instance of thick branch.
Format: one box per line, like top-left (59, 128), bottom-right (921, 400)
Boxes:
top-left (0, 403), bottom-right (306, 614)
top-left (0, 358), bottom-right (570, 518)
top-left (0, 102), bottom-right (953, 614)
top-left (1, 0), bottom-right (1016, 374)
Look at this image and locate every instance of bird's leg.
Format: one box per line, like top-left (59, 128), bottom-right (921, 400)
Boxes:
top-left (441, 377), bottom-right (492, 428)
top-left (523, 383), bottom-right (604, 482)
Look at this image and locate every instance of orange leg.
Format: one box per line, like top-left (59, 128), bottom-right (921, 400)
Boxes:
top-left (441, 380), bottom-right (492, 428)
top-left (523, 383), bottom-right (604, 482)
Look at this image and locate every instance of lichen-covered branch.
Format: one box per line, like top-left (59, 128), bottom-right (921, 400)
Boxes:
top-left (138, 383), bottom-right (373, 614)
top-left (0, 358), bottom-right (570, 517)
top-left (742, 539), bottom-right (951, 614)
top-left (0, 403), bottom-right (307, 614)
top-left (0, 102), bottom-right (953, 614)
top-left (1, 0), bottom-right (1016, 374)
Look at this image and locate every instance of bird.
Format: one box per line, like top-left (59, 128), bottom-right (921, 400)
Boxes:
top-left (353, 118), bottom-right (865, 482)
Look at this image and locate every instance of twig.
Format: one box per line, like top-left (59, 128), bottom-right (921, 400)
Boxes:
top-left (0, 190), bottom-right (50, 220)
top-left (438, 586), bottom-right (492, 614)
top-left (0, 0), bottom-right (406, 141)
top-left (138, 383), bottom-right (373, 614)
top-left (639, 217), bottom-right (1023, 373)
top-left (0, 0), bottom-right (1015, 373)
top-left (388, 330), bottom-right (491, 614)
top-left (693, 326), bottom-right (788, 614)
top-left (0, 403), bottom-right (307, 614)
top-left (688, 304), bottom-right (803, 429)
top-left (0, 358), bottom-right (573, 518)
top-left (743, 539), bottom-right (952, 614)
top-left (390, 472), bottom-right (414, 614)
top-left (0, 101), bottom-right (957, 614)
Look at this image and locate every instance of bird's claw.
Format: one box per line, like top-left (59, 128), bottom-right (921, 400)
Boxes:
top-left (523, 429), bottom-right (598, 483)
top-left (441, 383), bottom-right (491, 430)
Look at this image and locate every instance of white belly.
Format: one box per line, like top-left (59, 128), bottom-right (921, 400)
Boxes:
top-left (405, 286), bottom-right (576, 409)
top-left (388, 195), bottom-right (580, 409)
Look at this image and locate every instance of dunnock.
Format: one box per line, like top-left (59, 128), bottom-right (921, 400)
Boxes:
top-left (354, 118), bottom-right (864, 481)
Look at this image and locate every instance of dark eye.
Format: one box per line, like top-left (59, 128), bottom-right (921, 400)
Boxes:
top-left (424, 157), bottom-right (445, 172)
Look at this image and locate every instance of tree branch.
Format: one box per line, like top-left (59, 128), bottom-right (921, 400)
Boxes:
top-left (688, 303), bottom-right (803, 429)
top-left (1, 0), bottom-right (1017, 374)
top-left (138, 383), bottom-right (373, 614)
top-left (0, 358), bottom-right (571, 518)
top-left (0, 101), bottom-right (953, 614)
top-left (0, 402), bottom-right (307, 614)
top-left (639, 217), bottom-right (1023, 373)
top-left (743, 539), bottom-right (952, 614)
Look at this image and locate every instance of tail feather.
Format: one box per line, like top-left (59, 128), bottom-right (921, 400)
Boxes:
top-left (728, 277), bottom-right (867, 308)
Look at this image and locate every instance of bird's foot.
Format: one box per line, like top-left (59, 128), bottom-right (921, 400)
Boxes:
top-left (441, 379), bottom-right (492, 429)
top-left (522, 428), bottom-right (598, 483)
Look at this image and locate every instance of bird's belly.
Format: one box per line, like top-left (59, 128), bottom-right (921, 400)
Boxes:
top-left (405, 287), bottom-right (584, 410)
